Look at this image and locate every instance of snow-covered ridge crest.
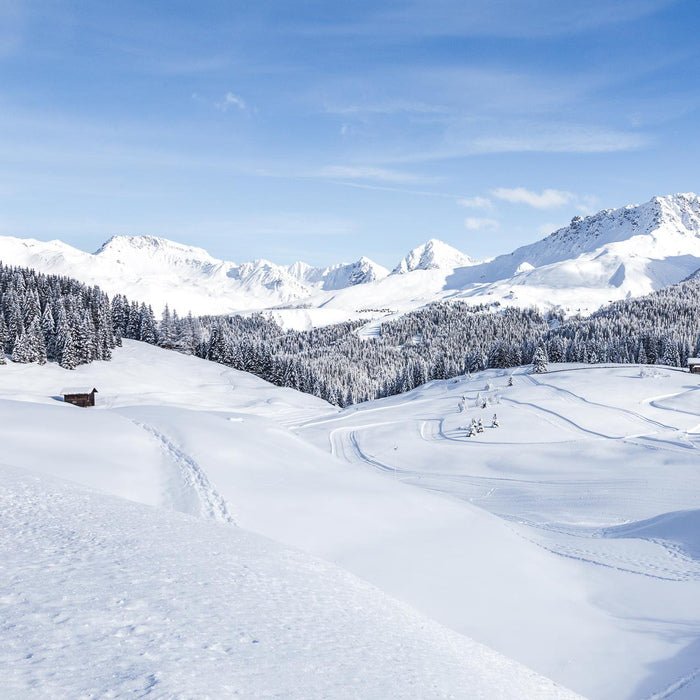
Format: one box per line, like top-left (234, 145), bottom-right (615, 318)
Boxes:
top-left (392, 238), bottom-right (477, 274)
top-left (1, 192), bottom-right (700, 325)
top-left (287, 255), bottom-right (389, 290)
top-left (0, 233), bottom-right (389, 319)
top-left (96, 234), bottom-right (217, 260)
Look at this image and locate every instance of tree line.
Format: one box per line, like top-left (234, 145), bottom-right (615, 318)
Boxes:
top-left (2, 261), bottom-right (699, 406)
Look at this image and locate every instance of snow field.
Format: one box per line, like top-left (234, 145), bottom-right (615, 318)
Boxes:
top-left (1, 341), bottom-right (699, 698)
top-left (1, 465), bottom-right (580, 699)
top-left (0, 341), bottom-right (581, 698)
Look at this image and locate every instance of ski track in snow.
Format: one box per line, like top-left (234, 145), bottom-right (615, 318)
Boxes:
top-left (524, 374), bottom-right (680, 431)
top-left (131, 420), bottom-right (235, 524)
top-left (645, 665), bottom-right (700, 700)
top-left (320, 371), bottom-right (700, 592)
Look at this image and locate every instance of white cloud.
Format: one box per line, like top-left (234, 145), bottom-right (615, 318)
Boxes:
top-left (471, 125), bottom-right (648, 155)
top-left (457, 196), bottom-right (493, 209)
top-left (316, 165), bottom-right (428, 184)
top-left (464, 217), bottom-right (499, 231)
top-left (217, 92), bottom-right (247, 111)
top-left (491, 187), bottom-right (575, 209)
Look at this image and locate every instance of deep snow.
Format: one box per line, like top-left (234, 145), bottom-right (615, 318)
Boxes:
top-left (1, 341), bottom-right (699, 699)
top-left (0, 341), bottom-right (580, 698)
top-left (2, 465), bottom-right (578, 699)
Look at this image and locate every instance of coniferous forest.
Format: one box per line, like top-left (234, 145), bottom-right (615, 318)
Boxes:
top-left (1, 261), bottom-right (699, 405)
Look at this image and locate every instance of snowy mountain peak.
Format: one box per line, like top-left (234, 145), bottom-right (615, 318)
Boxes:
top-left (392, 238), bottom-right (476, 274)
top-left (96, 235), bottom-right (218, 264)
top-left (2, 192), bottom-right (700, 324)
top-left (287, 256), bottom-right (388, 290)
top-left (536, 192), bottom-right (700, 259)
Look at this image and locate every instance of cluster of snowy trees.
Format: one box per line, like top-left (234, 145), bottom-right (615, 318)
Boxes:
top-left (0, 264), bottom-right (159, 368)
top-left (0, 264), bottom-right (118, 368)
top-left (186, 304), bottom-right (551, 405)
top-left (2, 261), bottom-right (699, 404)
top-left (182, 279), bottom-right (699, 405)
top-left (543, 275), bottom-right (700, 367)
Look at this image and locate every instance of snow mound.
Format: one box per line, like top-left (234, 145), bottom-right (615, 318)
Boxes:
top-left (0, 465), bottom-right (579, 699)
top-left (605, 509), bottom-right (700, 560)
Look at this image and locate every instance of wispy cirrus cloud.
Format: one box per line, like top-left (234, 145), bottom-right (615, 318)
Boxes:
top-left (470, 124), bottom-right (648, 155)
top-left (216, 91), bottom-right (248, 111)
top-left (491, 187), bottom-right (575, 209)
top-left (324, 100), bottom-right (448, 116)
top-left (491, 187), bottom-right (598, 213)
top-left (464, 217), bottom-right (499, 231)
top-left (314, 164), bottom-right (430, 184)
top-left (310, 0), bottom-right (677, 40)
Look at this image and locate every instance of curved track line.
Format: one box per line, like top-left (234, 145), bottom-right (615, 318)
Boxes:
top-left (132, 421), bottom-right (235, 525)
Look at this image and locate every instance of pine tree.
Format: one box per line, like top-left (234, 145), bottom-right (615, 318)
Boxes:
top-left (60, 330), bottom-right (79, 370)
top-left (532, 346), bottom-right (548, 374)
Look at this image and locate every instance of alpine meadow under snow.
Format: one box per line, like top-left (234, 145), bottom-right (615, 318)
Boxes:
top-left (1, 191), bottom-right (700, 700)
top-left (0, 341), bottom-right (699, 698)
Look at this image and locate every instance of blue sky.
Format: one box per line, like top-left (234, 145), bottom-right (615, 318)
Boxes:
top-left (1, 0), bottom-right (699, 267)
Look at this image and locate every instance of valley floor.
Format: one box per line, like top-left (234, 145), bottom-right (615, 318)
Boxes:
top-left (1, 341), bottom-right (699, 698)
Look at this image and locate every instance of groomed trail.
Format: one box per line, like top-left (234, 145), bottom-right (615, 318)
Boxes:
top-left (296, 363), bottom-right (700, 700)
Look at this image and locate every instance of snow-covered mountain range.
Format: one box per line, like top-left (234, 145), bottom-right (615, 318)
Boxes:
top-left (1, 193), bottom-right (700, 327)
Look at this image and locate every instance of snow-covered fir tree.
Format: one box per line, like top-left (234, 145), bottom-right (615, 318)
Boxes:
top-left (532, 346), bottom-right (549, 374)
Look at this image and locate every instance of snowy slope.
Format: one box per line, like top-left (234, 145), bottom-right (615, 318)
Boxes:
top-left (295, 365), bottom-right (700, 700)
top-left (1, 341), bottom-right (700, 698)
top-left (0, 342), bottom-right (582, 699)
top-left (1, 465), bottom-right (578, 700)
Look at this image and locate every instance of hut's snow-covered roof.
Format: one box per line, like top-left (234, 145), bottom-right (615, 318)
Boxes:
top-left (61, 387), bottom-right (98, 395)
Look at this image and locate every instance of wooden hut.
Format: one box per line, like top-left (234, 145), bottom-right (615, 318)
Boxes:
top-left (689, 358), bottom-right (700, 374)
top-left (62, 387), bottom-right (98, 407)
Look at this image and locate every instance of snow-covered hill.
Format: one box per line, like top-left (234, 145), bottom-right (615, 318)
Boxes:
top-left (2, 341), bottom-right (700, 697)
top-left (0, 341), bottom-right (583, 699)
top-left (296, 363), bottom-right (700, 700)
top-left (1, 193), bottom-right (700, 325)
top-left (2, 465), bottom-right (581, 699)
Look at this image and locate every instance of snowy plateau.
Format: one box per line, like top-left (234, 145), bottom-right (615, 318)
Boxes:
top-left (2, 193), bottom-right (700, 329)
top-left (1, 340), bottom-right (700, 699)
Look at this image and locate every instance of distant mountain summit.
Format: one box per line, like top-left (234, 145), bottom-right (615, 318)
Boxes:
top-left (1, 193), bottom-right (699, 327)
top-left (392, 239), bottom-right (476, 274)
top-left (288, 257), bottom-right (388, 290)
